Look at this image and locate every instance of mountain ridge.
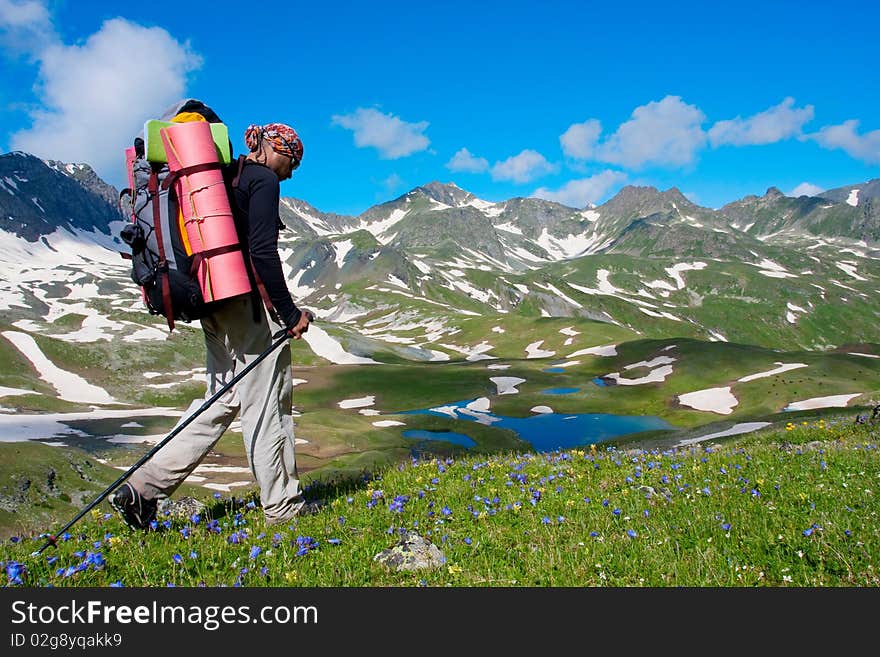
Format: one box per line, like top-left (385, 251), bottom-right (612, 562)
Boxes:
top-left (1, 149), bottom-right (878, 355)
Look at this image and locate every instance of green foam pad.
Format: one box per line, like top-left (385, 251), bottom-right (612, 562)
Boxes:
top-left (143, 119), bottom-right (232, 164)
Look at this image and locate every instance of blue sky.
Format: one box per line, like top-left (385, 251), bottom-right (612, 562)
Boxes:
top-left (1, 0), bottom-right (878, 215)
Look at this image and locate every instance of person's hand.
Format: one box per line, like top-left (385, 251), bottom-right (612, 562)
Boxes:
top-left (286, 310), bottom-right (313, 340)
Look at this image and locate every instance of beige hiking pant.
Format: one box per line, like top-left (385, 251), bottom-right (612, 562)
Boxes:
top-left (129, 293), bottom-right (302, 523)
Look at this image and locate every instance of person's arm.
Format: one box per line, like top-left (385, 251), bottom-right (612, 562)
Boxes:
top-left (245, 172), bottom-right (303, 330)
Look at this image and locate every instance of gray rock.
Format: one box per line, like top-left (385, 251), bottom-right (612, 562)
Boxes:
top-left (638, 485), bottom-right (656, 498)
top-left (373, 531), bottom-right (446, 572)
top-left (158, 496), bottom-right (206, 519)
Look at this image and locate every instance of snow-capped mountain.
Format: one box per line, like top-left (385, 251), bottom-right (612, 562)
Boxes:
top-left (1, 150), bottom-right (878, 359)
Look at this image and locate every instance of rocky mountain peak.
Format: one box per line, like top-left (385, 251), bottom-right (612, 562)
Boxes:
top-left (661, 186), bottom-right (695, 206)
top-left (44, 159), bottom-right (119, 208)
top-left (818, 178), bottom-right (880, 205)
top-left (0, 152), bottom-right (123, 241)
top-left (611, 185), bottom-right (662, 203)
top-left (416, 181), bottom-right (474, 207)
top-left (601, 184), bottom-right (698, 218)
top-left (764, 186), bottom-right (785, 199)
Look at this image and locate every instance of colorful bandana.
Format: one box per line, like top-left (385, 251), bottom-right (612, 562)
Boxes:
top-left (244, 123), bottom-right (303, 165)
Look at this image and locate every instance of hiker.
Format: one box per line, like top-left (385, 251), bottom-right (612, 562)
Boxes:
top-left (111, 122), bottom-right (318, 528)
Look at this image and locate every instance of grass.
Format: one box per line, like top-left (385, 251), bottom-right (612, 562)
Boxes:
top-left (2, 417), bottom-right (877, 587)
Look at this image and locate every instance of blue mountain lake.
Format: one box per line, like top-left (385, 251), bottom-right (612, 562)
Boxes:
top-left (401, 429), bottom-right (477, 448)
top-left (396, 399), bottom-right (674, 452)
top-left (541, 387), bottom-right (580, 395)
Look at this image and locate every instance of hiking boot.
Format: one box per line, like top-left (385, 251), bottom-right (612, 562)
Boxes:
top-left (109, 482), bottom-right (157, 531)
top-left (296, 499), bottom-right (325, 516)
top-left (265, 498), bottom-right (325, 525)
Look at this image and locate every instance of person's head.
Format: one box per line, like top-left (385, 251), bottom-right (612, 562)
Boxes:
top-left (244, 123), bottom-right (303, 181)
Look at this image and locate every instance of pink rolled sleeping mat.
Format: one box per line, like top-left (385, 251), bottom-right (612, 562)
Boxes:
top-left (159, 121), bottom-right (251, 303)
top-left (124, 147), bottom-right (137, 202)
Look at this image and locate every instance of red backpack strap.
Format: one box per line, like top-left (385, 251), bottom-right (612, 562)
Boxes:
top-left (148, 170), bottom-right (175, 332)
top-left (161, 161), bottom-right (223, 191)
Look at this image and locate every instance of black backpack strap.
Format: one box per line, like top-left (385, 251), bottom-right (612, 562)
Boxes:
top-left (231, 154), bottom-right (247, 189)
top-left (228, 155), bottom-right (263, 325)
top-left (148, 170), bottom-right (175, 332)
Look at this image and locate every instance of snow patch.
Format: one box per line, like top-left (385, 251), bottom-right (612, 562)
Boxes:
top-left (338, 395), bottom-right (375, 409)
top-left (525, 340), bottom-right (555, 358)
top-left (1, 330), bottom-right (116, 404)
top-left (490, 377), bottom-right (527, 395)
top-left (784, 393), bottom-right (861, 411)
top-left (678, 387), bottom-right (739, 415)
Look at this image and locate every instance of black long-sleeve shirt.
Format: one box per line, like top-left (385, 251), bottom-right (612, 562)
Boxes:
top-left (224, 158), bottom-right (301, 328)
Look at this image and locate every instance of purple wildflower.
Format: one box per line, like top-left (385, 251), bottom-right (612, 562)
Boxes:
top-left (6, 561), bottom-right (25, 585)
top-left (86, 552), bottom-right (105, 569)
top-left (389, 495), bottom-right (409, 513)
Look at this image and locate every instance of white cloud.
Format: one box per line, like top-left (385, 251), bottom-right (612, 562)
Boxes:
top-left (788, 182), bottom-right (824, 197)
top-left (594, 95), bottom-right (707, 169)
top-left (446, 147), bottom-right (489, 173)
top-left (490, 149), bottom-right (557, 183)
top-left (532, 170), bottom-right (627, 208)
top-left (807, 119), bottom-right (880, 164)
top-left (0, 0), bottom-right (55, 54)
top-left (383, 173), bottom-right (404, 194)
top-left (708, 97), bottom-right (814, 147)
top-left (560, 119), bottom-right (602, 159)
top-left (7, 14), bottom-right (202, 188)
top-left (331, 107), bottom-right (430, 159)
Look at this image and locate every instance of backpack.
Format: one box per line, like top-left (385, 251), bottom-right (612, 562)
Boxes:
top-left (119, 99), bottom-right (249, 331)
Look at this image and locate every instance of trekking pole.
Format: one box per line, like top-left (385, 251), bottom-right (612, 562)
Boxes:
top-left (33, 322), bottom-right (305, 556)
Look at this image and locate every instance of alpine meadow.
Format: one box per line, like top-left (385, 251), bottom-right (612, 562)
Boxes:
top-left (0, 150), bottom-right (878, 587)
